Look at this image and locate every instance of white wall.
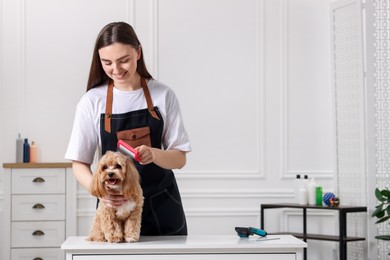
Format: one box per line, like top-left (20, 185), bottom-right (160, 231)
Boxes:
top-left (0, 0), bottom-right (336, 259)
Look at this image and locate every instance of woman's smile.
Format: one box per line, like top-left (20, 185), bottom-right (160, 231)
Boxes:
top-left (113, 71), bottom-right (127, 80)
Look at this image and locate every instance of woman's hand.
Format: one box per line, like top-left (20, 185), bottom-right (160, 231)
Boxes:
top-left (136, 145), bottom-right (156, 165)
top-left (99, 188), bottom-right (128, 208)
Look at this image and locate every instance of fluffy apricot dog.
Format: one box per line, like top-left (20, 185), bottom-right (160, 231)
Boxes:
top-left (88, 151), bottom-right (143, 243)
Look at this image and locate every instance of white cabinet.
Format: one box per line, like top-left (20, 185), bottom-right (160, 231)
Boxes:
top-left (62, 235), bottom-right (307, 260)
top-left (2, 163), bottom-right (76, 260)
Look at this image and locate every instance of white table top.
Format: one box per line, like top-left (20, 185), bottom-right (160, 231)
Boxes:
top-left (62, 235), bottom-right (306, 255)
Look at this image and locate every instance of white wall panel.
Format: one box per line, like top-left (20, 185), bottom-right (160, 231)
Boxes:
top-left (285, 0), bottom-right (334, 176)
top-left (157, 0), bottom-right (263, 175)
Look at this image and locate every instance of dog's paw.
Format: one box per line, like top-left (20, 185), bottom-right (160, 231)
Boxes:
top-left (124, 235), bottom-right (140, 243)
top-left (107, 236), bottom-right (123, 243)
top-left (87, 236), bottom-right (106, 242)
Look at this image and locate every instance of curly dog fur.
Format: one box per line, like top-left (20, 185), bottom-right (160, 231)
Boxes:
top-left (87, 151), bottom-right (143, 243)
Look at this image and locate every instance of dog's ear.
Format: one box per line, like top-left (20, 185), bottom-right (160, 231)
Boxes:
top-left (123, 159), bottom-right (140, 197)
top-left (90, 169), bottom-right (105, 198)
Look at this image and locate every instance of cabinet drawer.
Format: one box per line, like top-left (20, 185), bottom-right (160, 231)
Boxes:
top-left (12, 221), bottom-right (65, 248)
top-left (12, 248), bottom-right (64, 260)
top-left (72, 254), bottom-right (295, 260)
top-left (12, 168), bottom-right (66, 194)
top-left (12, 195), bottom-right (65, 221)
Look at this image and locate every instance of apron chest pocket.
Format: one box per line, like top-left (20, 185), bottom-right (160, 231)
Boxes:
top-left (117, 126), bottom-right (152, 148)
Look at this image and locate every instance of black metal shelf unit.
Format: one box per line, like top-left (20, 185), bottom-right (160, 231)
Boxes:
top-left (260, 203), bottom-right (367, 260)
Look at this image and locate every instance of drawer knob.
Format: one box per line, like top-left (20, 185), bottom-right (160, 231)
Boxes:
top-left (32, 230), bottom-right (45, 236)
top-left (32, 177), bottom-right (45, 183)
top-left (33, 258), bottom-right (43, 260)
top-left (32, 203), bottom-right (45, 209)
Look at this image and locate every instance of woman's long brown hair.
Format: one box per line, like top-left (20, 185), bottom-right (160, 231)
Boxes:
top-left (86, 22), bottom-right (153, 91)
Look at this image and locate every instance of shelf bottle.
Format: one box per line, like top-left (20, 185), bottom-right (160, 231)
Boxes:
top-left (308, 178), bottom-right (317, 205)
top-left (23, 138), bottom-right (30, 163)
top-left (16, 133), bottom-right (23, 163)
top-left (30, 141), bottom-right (38, 163)
top-left (303, 175), bottom-right (309, 187)
top-left (298, 185), bottom-right (308, 205)
top-left (294, 175), bottom-right (301, 198)
top-left (316, 186), bottom-right (323, 206)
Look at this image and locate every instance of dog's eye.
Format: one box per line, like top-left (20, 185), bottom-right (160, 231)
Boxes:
top-left (115, 164), bottom-right (122, 170)
top-left (102, 165), bottom-right (108, 170)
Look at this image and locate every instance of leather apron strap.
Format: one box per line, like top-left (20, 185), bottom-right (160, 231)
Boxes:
top-left (104, 78), bottom-right (159, 133)
top-left (141, 78), bottom-right (160, 120)
top-left (104, 81), bottom-right (114, 133)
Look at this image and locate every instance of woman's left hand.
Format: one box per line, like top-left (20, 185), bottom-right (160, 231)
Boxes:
top-left (136, 145), bottom-right (156, 165)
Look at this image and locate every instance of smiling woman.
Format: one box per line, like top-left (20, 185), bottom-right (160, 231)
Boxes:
top-left (65, 22), bottom-right (192, 236)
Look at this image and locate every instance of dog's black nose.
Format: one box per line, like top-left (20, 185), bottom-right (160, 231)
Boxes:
top-left (108, 172), bottom-right (114, 178)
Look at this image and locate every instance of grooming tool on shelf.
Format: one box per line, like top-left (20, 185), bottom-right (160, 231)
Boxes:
top-left (235, 227), bottom-right (267, 238)
top-left (249, 227), bottom-right (268, 237)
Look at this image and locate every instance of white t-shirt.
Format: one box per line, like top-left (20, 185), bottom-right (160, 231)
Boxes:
top-left (65, 79), bottom-right (191, 164)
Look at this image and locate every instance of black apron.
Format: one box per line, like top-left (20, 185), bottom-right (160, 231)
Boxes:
top-left (100, 78), bottom-right (187, 236)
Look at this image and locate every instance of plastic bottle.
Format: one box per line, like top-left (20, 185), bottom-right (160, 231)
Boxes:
top-left (16, 133), bottom-right (23, 163)
top-left (294, 175), bottom-right (301, 198)
top-left (30, 141), bottom-right (37, 163)
top-left (303, 175), bottom-right (309, 188)
top-left (297, 175), bottom-right (309, 204)
top-left (316, 186), bottom-right (323, 206)
top-left (298, 185), bottom-right (308, 205)
top-left (23, 138), bottom-right (30, 163)
top-left (308, 178), bottom-right (317, 205)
